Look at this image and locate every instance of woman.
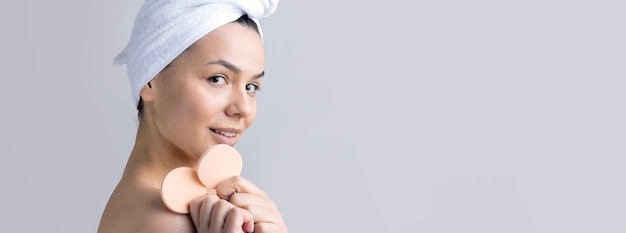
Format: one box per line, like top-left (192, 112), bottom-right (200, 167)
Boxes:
top-left (98, 0), bottom-right (287, 232)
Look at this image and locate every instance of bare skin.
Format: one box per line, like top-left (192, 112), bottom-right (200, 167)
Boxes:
top-left (98, 22), bottom-right (287, 233)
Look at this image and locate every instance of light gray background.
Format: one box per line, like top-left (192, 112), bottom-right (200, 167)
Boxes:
top-left (1, 0), bottom-right (624, 232)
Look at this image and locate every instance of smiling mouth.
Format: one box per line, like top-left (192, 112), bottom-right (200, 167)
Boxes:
top-left (210, 128), bottom-right (237, 137)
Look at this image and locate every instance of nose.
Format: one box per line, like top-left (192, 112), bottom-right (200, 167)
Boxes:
top-left (225, 87), bottom-right (254, 118)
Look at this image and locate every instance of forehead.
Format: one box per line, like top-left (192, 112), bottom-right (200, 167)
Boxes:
top-left (184, 23), bottom-right (265, 68)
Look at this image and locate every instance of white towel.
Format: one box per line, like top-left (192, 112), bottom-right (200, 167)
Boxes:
top-left (114, 0), bottom-right (279, 106)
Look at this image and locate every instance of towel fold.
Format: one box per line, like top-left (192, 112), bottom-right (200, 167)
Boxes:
top-left (114, 0), bottom-right (279, 106)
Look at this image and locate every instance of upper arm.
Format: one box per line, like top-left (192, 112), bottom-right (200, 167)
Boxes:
top-left (99, 194), bottom-right (197, 233)
top-left (136, 194), bottom-right (197, 233)
top-left (137, 209), bottom-right (196, 233)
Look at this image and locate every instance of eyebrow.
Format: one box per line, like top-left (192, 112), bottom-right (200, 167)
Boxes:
top-left (206, 59), bottom-right (264, 79)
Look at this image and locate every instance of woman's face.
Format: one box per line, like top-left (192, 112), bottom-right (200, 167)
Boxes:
top-left (143, 22), bottom-right (264, 159)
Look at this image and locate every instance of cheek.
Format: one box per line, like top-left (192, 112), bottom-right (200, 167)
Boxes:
top-left (169, 89), bottom-right (223, 155)
top-left (158, 85), bottom-right (215, 133)
top-left (245, 115), bottom-right (256, 129)
top-left (185, 90), bottom-right (223, 121)
top-left (244, 101), bottom-right (258, 128)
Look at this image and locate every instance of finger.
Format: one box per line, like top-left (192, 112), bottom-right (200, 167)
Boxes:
top-left (228, 192), bottom-right (286, 228)
top-left (216, 176), bottom-right (268, 200)
top-left (189, 196), bottom-right (202, 231)
top-left (229, 192), bottom-right (277, 210)
top-left (254, 222), bottom-right (283, 233)
top-left (209, 199), bottom-right (234, 232)
top-left (190, 195), bottom-right (220, 233)
top-left (223, 207), bottom-right (255, 233)
top-left (249, 206), bottom-right (283, 225)
top-left (199, 195), bottom-right (220, 231)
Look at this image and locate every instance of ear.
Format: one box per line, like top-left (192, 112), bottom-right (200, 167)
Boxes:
top-left (139, 80), bottom-right (156, 102)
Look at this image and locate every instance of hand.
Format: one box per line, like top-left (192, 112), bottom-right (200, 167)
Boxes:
top-left (190, 194), bottom-right (255, 233)
top-left (216, 176), bottom-right (288, 233)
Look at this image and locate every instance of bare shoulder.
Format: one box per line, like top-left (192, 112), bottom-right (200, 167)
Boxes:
top-left (98, 181), bottom-right (195, 233)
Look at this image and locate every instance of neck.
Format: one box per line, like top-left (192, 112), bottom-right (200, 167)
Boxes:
top-left (122, 117), bottom-right (196, 188)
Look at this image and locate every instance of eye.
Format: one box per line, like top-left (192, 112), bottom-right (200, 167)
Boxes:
top-left (208, 75), bottom-right (227, 85)
top-left (245, 83), bottom-right (261, 94)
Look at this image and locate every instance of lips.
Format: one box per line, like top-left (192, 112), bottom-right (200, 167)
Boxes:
top-left (209, 128), bottom-right (241, 146)
top-left (211, 128), bottom-right (237, 137)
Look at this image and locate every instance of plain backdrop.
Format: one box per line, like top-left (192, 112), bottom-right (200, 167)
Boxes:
top-left (1, 0), bottom-right (624, 232)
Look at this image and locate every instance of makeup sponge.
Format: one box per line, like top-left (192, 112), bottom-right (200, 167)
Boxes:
top-left (160, 144), bottom-right (243, 214)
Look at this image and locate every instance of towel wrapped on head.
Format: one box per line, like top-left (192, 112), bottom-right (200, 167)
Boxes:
top-left (114, 0), bottom-right (279, 106)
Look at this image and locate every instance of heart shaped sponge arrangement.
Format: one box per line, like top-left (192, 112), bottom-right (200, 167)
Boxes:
top-left (161, 144), bottom-right (243, 214)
